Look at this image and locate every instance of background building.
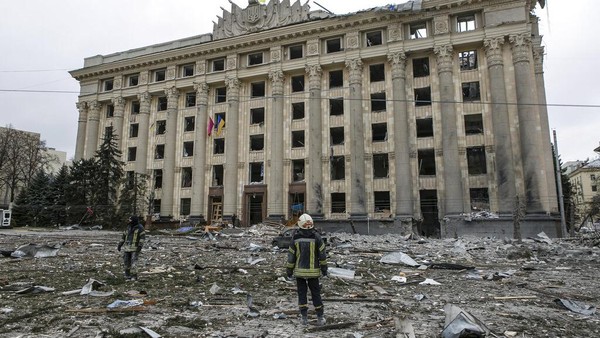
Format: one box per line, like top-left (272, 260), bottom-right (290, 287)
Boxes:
top-left (567, 144), bottom-right (600, 227)
top-left (70, 0), bottom-right (559, 237)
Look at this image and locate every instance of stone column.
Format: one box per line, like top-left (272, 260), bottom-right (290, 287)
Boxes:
top-left (190, 82), bottom-right (209, 222)
top-left (85, 100), bottom-right (101, 159)
top-left (160, 86), bottom-right (180, 218)
top-left (306, 64), bottom-right (324, 217)
top-left (135, 92), bottom-right (151, 175)
top-left (509, 33), bottom-right (545, 213)
top-left (223, 77), bottom-right (241, 220)
top-left (74, 102), bottom-right (88, 161)
top-left (388, 51), bottom-right (413, 219)
top-left (345, 58), bottom-right (367, 217)
top-left (267, 69), bottom-right (285, 220)
top-left (111, 96), bottom-right (125, 151)
top-left (484, 37), bottom-right (516, 214)
top-left (434, 45), bottom-right (463, 215)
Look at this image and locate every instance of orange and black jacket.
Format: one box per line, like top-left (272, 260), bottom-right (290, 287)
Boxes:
top-left (286, 229), bottom-right (327, 278)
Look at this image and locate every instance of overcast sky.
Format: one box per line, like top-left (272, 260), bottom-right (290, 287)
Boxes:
top-left (1, 0), bottom-right (598, 163)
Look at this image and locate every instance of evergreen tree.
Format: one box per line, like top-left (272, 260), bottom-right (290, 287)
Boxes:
top-left (48, 165), bottom-right (70, 226)
top-left (67, 158), bottom-right (97, 225)
top-left (117, 172), bottom-right (149, 226)
top-left (12, 170), bottom-right (52, 227)
top-left (92, 128), bottom-right (124, 226)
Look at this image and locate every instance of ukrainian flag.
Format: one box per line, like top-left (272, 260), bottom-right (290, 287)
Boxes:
top-left (216, 115), bottom-right (225, 136)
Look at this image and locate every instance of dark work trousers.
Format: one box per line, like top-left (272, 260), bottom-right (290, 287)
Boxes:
top-left (123, 251), bottom-right (140, 277)
top-left (296, 277), bottom-right (323, 316)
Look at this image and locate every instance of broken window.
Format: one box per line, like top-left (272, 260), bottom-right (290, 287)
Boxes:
top-left (371, 92), bottom-right (386, 112)
top-left (291, 75), bottom-right (305, 92)
top-left (413, 57), bottom-right (430, 77)
top-left (127, 147), bottom-right (137, 162)
top-left (185, 92), bottom-right (196, 107)
top-left (330, 156), bottom-right (345, 180)
top-left (250, 134), bottom-right (264, 151)
top-left (212, 165), bottom-right (224, 186)
top-left (181, 64), bottom-right (194, 77)
top-left (251, 81), bottom-right (266, 98)
top-left (331, 193), bottom-right (346, 213)
top-left (104, 126), bottom-right (113, 138)
top-left (249, 162), bottom-right (264, 183)
top-left (180, 198), bottom-right (191, 216)
top-left (126, 171), bottom-right (135, 189)
top-left (467, 146), bottom-right (487, 175)
top-left (459, 51), bottom-right (478, 71)
top-left (470, 188), bottom-right (489, 210)
top-left (127, 74), bottom-right (139, 87)
top-left (156, 120), bottom-right (166, 135)
top-left (462, 82), bottom-right (481, 101)
top-left (592, 185), bottom-right (597, 192)
top-left (330, 98), bottom-right (344, 116)
top-left (418, 149), bottom-right (436, 176)
top-left (212, 58), bottom-right (225, 72)
top-left (154, 169), bottom-right (163, 189)
top-left (457, 14), bottom-right (476, 32)
top-left (183, 141), bottom-right (194, 157)
top-left (184, 116), bottom-right (195, 132)
top-left (215, 87), bottom-right (227, 103)
top-left (289, 45), bottom-right (303, 59)
top-left (366, 30), bottom-right (383, 47)
top-left (329, 70), bottom-right (343, 88)
top-left (251, 107), bottom-right (265, 124)
top-left (153, 199), bottom-right (161, 214)
top-left (102, 79), bottom-right (113, 91)
top-left (181, 167), bottom-right (192, 188)
top-left (131, 101), bottom-right (140, 114)
top-left (129, 123), bottom-right (139, 138)
top-left (292, 131), bottom-right (305, 148)
top-left (213, 138), bottom-right (225, 154)
top-left (409, 22), bottom-right (427, 39)
top-left (214, 112), bottom-right (226, 131)
top-left (248, 52), bottom-right (264, 66)
top-left (292, 159), bottom-right (305, 182)
top-left (414, 87), bottom-right (432, 106)
top-left (370, 63), bottom-right (385, 82)
top-left (326, 37), bottom-right (343, 53)
top-left (374, 191), bottom-right (391, 212)
top-left (155, 144), bottom-right (165, 160)
top-left (464, 114), bottom-right (484, 135)
top-left (372, 123), bottom-right (387, 142)
top-left (157, 97), bottom-right (167, 111)
top-left (416, 118), bottom-right (434, 138)
top-left (373, 154), bottom-right (389, 178)
top-left (106, 104), bottom-right (114, 118)
top-left (153, 69), bottom-right (166, 82)
top-left (292, 102), bottom-right (305, 120)
top-left (330, 127), bottom-right (344, 145)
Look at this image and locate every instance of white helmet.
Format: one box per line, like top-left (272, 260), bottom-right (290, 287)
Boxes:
top-left (297, 213), bottom-right (314, 229)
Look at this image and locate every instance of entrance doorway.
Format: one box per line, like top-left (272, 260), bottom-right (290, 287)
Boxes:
top-left (419, 190), bottom-right (440, 237)
top-left (247, 193), bottom-right (264, 226)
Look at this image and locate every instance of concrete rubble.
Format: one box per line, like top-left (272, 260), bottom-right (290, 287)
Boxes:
top-left (0, 226), bottom-right (599, 337)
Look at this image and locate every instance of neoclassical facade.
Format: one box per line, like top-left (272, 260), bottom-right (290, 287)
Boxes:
top-left (70, 0), bottom-right (561, 237)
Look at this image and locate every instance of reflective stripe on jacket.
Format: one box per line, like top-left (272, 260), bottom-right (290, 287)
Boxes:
top-left (286, 229), bottom-right (327, 278)
top-left (120, 224), bottom-right (145, 252)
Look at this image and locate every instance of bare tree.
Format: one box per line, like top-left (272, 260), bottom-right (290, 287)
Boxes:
top-left (513, 195), bottom-right (526, 242)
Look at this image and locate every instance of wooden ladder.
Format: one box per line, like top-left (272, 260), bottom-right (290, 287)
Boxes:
top-left (212, 203), bottom-right (222, 222)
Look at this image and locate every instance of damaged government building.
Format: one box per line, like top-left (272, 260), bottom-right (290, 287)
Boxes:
top-left (70, 0), bottom-right (560, 238)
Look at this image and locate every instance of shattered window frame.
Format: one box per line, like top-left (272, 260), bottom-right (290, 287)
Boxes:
top-left (127, 147), bottom-right (137, 162)
top-left (292, 102), bottom-right (305, 120)
top-left (330, 155), bottom-right (345, 180)
top-left (288, 44), bottom-right (304, 60)
top-left (215, 87), bottom-right (227, 103)
top-left (105, 104), bottom-right (114, 118)
top-left (131, 101), bottom-right (140, 114)
top-left (409, 22), bottom-right (428, 39)
top-left (292, 130), bottom-right (305, 148)
top-left (291, 75), bottom-right (305, 92)
top-left (127, 73), bottom-right (139, 87)
top-left (212, 165), bottom-right (224, 186)
top-left (331, 192), bottom-right (346, 213)
top-left (365, 30), bottom-right (384, 47)
top-left (250, 134), bottom-right (265, 151)
top-left (369, 63), bottom-right (386, 82)
top-left (181, 167), bottom-right (193, 188)
top-left (248, 52), bottom-right (264, 66)
top-left (374, 191), bottom-right (391, 213)
top-left (157, 96), bottom-right (168, 111)
top-left (129, 123), bottom-right (139, 138)
top-left (412, 57), bottom-right (430, 78)
top-left (418, 149), bottom-right (436, 176)
top-left (213, 138), bottom-right (225, 154)
top-left (416, 118), bottom-right (434, 138)
top-left (211, 58), bottom-right (226, 72)
top-left (464, 114), bottom-right (484, 135)
top-left (156, 120), bottom-right (166, 135)
top-left (102, 78), bottom-right (113, 92)
top-left (185, 92), bottom-right (197, 107)
top-left (154, 169), bottom-right (163, 189)
top-left (329, 69), bottom-right (343, 88)
top-left (457, 13), bottom-right (477, 32)
top-left (469, 187), bottom-right (490, 211)
top-left (462, 82), bottom-right (481, 101)
top-left (183, 141), bottom-right (194, 157)
top-left (251, 107), bottom-right (265, 125)
top-left (184, 116), bottom-right (195, 132)
top-left (181, 64), bottom-right (195, 77)
top-left (325, 37), bottom-right (343, 54)
top-left (180, 198), bottom-right (191, 216)
top-left (373, 153), bottom-right (389, 179)
top-left (292, 159), bottom-right (305, 182)
top-left (153, 68), bottom-right (166, 82)
top-left (155, 144), bottom-right (165, 160)
top-left (467, 146), bottom-right (487, 175)
top-left (459, 50), bottom-right (478, 71)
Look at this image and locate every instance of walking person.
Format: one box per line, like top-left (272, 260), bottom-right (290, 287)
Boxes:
top-left (286, 213), bottom-right (328, 325)
top-left (117, 216), bottom-right (146, 281)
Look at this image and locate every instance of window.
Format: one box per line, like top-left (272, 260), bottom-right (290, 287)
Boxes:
top-left (212, 58), bottom-right (225, 72)
top-left (464, 114), bottom-right (484, 135)
top-left (291, 75), bottom-right (305, 92)
top-left (289, 45), bottom-right (303, 59)
top-left (129, 123), bottom-right (139, 138)
top-left (215, 112), bottom-right (226, 132)
top-left (366, 30), bottom-right (383, 47)
top-left (370, 64), bottom-right (385, 82)
top-left (214, 139), bottom-right (225, 154)
top-left (127, 74), bottom-right (139, 87)
top-left (418, 149), bottom-right (436, 175)
top-left (127, 147), bottom-right (137, 161)
top-left (181, 167), bottom-right (192, 187)
top-left (330, 127), bottom-right (344, 145)
top-left (467, 146), bottom-right (487, 175)
top-left (371, 92), bottom-right (386, 112)
top-left (372, 123), bottom-right (387, 142)
top-left (457, 14), bottom-right (476, 32)
top-left (183, 141), bottom-right (194, 157)
top-left (373, 154), bottom-right (389, 179)
top-left (157, 97), bottom-right (167, 111)
top-left (153, 69), bottom-right (166, 82)
top-left (374, 191), bottom-right (391, 212)
top-left (251, 81), bottom-right (266, 98)
top-left (126, 171), bottom-right (135, 189)
top-left (215, 87), bottom-right (227, 103)
top-left (409, 22), bottom-right (427, 39)
top-left (184, 116), bottom-right (195, 132)
top-left (131, 101), bottom-right (140, 114)
top-left (104, 126), bottom-right (113, 138)
top-left (212, 165), bottom-right (224, 186)
top-left (330, 98), bottom-right (344, 116)
top-left (330, 156), bottom-right (345, 180)
top-left (248, 52), bottom-right (264, 66)
top-left (102, 79), bottom-right (113, 91)
top-left (462, 82), bottom-right (481, 101)
top-left (250, 134), bottom-right (264, 151)
top-left (249, 162), bottom-right (264, 183)
top-left (251, 107), bottom-right (265, 124)
top-left (106, 104), bottom-right (114, 118)
top-left (180, 198), bottom-right (191, 216)
top-left (153, 199), bottom-right (161, 214)
top-left (292, 131), bottom-right (305, 148)
top-left (470, 188), bottom-right (489, 210)
top-left (181, 64), bottom-right (194, 77)
top-left (156, 120), bottom-right (166, 135)
top-left (326, 37), bottom-right (343, 53)
top-left (185, 92), bottom-right (196, 107)
top-left (413, 57), bottom-right (430, 77)
top-left (155, 144), bottom-right (165, 159)
top-left (414, 87), bottom-right (432, 106)
top-left (292, 159), bottom-right (305, 182)
top-left (591, 174), bottom-right (596, 181)
top-left (459, 51), bottom-right (478, 71)
top-left (329, 70), bottom-right (343, 88)
top-left (592, 185), bottom-right (598, 192)
top-left (292, 102), bottom-right (305, 120)
top-left (416, 118), bottom-right (434, 138)
top-left (154, 169), bottom-right (163, 189)
top-left (331, 193), bottom-right (346, 213)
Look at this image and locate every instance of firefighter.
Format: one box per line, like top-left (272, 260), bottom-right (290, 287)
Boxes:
top-left (117, 216), bottom-right (145, 281)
